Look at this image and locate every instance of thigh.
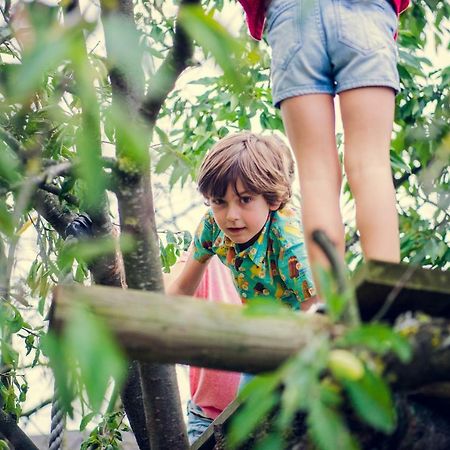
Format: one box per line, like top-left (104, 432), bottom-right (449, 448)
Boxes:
top-left (186, 401), bottom-right (213, 444)
top-left (281, 94), bottom-right (340, 182)
top-left (339, 87), bottom-right (395, 168)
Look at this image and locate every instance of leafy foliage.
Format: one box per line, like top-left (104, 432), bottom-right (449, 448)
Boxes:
top-left (229, 300), bottom-right (409, 449)
top-left (80, 411), bottom-right (130, 450)
top-left (0, 0), bottom-right (448, 447)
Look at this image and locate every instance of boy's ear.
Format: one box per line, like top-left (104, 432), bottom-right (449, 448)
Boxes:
top-left (269, 201), bottom-right (281, 211)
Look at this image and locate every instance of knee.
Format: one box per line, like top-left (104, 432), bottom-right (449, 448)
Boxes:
top-left (344, 154), bottom-right (391, 189)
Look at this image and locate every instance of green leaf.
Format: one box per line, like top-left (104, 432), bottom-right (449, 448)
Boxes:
top-left (243, 297), bottom-right (292, 317)
top-left (253, 433), bottom-right (284, 450)
top-left (316, 267), bottom-right (354, 322)
top-left (65, 305), bottom-right (126, 412)
top-left (390, 150), bottom-right (411, 173)
top-left (80, 412), bottom-right (96, 431)
top-left (228, 373), bottom-right (282, 447)
top-left (343, 366), bottom-right (396, 433)
top-left (40, 332), bottom-right (75, 416)
top-left (10, 30), bottom-right (72, 102)
top-left (0, 140), bottom-right (21, 184)
top-left (277, 367), bottom-right (307, 428)
top-left (6, 304), bottom-right (24, 333)
top-left (228, 390), bottom-right (278, 448)
top-left (155, 152), bottom-right (176, 174)
top-left (179, 5), bottom-right (248, 92)
top-left (308, 401), bottom-right (359, 450)
top-left (0, 341), bottom-right (19, 367)
top-left (337, 324), bottom-right (412, 363)
top-left (59, 235), bottom-right (134, 268)
top-left (102, 15), bottom-right (145, 96)
top-left (25, 334), bottom-right (35, 356)
top-left (0, 201), bottom-right (14, 236)
top-left (108, 105), bottom-right (150, 171)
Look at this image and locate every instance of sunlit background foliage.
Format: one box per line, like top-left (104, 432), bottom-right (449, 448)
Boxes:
top-left (0, 0), bottom-right (448, 448)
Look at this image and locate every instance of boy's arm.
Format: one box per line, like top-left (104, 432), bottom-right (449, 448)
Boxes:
top-left (167, 209), bottom-right (216, 296)
top-left (166, 253), bottom-right (210, 297)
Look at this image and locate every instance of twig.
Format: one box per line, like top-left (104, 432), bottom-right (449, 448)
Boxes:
top-left (21, 399), bottom-right (53, 419)
top-left (312, 229), bottom-right (360, 326)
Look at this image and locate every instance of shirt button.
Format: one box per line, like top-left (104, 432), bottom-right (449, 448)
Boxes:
top-left (242, 292), bottom-right (247, 298)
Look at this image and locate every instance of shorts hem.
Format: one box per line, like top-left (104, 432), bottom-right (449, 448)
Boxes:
top-left (274, 86), bottom-right (335, 108)
top-left (336, 79), bottom-right (399, 94)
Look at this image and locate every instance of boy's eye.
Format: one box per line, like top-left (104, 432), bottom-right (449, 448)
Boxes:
top-left (211, 198), bottom-right (224, 205)
top-left (240, 196), bottom-right (252, 204)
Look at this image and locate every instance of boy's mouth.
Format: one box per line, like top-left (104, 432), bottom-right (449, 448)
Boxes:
top-left (227, 226), bottom-right (246, 234)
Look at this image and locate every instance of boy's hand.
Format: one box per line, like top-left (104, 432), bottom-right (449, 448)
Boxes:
top-left (301, 296), bottom-right (325, 313)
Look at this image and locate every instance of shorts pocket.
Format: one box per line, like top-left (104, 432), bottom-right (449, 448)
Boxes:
top-left (336, 0), bottom-right (396, 55)
top-left (266, 0), bottom-right (302, 70)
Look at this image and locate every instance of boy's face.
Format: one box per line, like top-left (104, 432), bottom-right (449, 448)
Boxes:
top-left (208, 179), bottom-right (280, 244)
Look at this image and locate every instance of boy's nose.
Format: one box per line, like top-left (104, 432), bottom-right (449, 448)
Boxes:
top-left (226, 205), bottom-right (240, 222)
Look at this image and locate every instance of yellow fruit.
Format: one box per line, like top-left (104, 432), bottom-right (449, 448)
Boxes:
top-left (328, 349), bottom-right (364, 381)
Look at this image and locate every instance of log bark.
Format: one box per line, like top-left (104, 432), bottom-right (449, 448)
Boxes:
top-left (354, 261), bottom-right (450, 322)
top-left (52, 284), bottom-right (450, 389)
top-left (51, 285), bottom-right (338, 372)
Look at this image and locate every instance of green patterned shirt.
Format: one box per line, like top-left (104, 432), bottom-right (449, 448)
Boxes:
top-left (192, 205), bottom-right (315, 309)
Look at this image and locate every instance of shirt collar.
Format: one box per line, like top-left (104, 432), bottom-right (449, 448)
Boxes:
top-left (212, 213), bottom-right (272, 267)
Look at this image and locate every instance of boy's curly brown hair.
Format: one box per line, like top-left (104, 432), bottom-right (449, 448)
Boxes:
top-left (197, 132), bottom-right (295, 209)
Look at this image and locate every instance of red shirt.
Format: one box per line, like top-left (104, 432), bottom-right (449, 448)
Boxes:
top-left (238, 0), bottom-right (410, 40)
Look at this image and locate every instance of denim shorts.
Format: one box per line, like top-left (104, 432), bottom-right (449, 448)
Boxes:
top-left (186, 400), bottom-right (213, 445)
top-left (266, 0), bottom-right (400, 107)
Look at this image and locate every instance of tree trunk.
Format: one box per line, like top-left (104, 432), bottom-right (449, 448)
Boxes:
top-left (100, 1), bottom-right (189, 447)
top-left (0, 410), bottom-right (39, 450)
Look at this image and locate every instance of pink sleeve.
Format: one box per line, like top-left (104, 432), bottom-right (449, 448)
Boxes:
top-left (190, 256), bottom-right (242, 419)
top-left (194, 255), bottom-right (242, 305)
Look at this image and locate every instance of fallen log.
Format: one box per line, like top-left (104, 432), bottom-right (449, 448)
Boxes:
top-left (354, 261), bottom-right (450, 322)
top-left (51, 284), bottom-right (450, 449)
top-left (51, 284), bottom-right (336, 374)
top-left (51, 285), bottom-right (450, 391)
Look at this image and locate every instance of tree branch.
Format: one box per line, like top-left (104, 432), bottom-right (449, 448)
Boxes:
top-left (394, 164), bottom-right (423, 189)
top-left (52, 284), bottom-right (450, 391)
top-left (33, 190), bottom-right (76, 237)
top-left (0, 409), bottom-right (39, 450)
top-left (21, 398), bottom-right (52, 419)
top-left (139, 0), bottom-right (200, 125)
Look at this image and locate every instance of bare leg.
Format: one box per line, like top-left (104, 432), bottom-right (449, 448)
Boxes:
top-left (340, 87), bottom-right (400, 263)
top-left (281, 94), bottom-right (345, 282)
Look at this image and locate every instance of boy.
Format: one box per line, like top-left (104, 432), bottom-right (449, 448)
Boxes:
top-left (167, 131), bottom-right (316, 311)
top-left (168, 131), bottom-right (317, 439)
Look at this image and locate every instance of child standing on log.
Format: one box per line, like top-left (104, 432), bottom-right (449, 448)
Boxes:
top-left (238, 0), bottom-right (409, 282)
top-left (168, 131), bottom-right (316, 311)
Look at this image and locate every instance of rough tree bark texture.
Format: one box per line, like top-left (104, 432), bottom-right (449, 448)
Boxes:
top-left (52, 285), bottom-right (334, 371)
top-left (0, 410), bottom-right (39, 450)
top-left (100, 0), bottom-right (195, 447)
top-left (52, 284), bottom-right (450, 391)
